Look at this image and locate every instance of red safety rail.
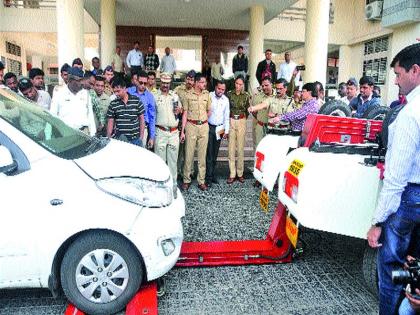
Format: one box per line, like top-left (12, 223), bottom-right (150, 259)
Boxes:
top-left (301, 114), bottom-right (383, 147)
top-left (64, 281), bottom-right (157, 315)
top-left (176, 202), bottom-right (292, 267)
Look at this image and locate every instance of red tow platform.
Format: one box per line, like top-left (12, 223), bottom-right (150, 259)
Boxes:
top-left (64, 202), bottom-right (291, 314)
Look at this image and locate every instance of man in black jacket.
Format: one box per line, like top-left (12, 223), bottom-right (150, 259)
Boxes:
top-left (256, 49), bottom-right (276, 85)
top-left (232, 45), bottom-right (248, 79)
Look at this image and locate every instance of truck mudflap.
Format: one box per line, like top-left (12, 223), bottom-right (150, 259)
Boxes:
top-left (253, 134), bottom-right (299, 191)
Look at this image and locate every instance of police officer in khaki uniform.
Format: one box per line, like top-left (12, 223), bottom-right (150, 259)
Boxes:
top-left (174, 70), bottom-right (196, 177)
top-left (249, 76), bottom-right (275, 147)
top-left (226, 76), bottom-right (250, 184)
top-left (154, 73), bottom-right (182, 186)
top-left (180, 73), bottom-right (211, 191)
top-left (249, 77), bottom-right (296, 128)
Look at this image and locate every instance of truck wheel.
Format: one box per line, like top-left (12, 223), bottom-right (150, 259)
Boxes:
top-left (363, 106), bottom-right (390, 120)
top-left (60, 231), bottom-right (143, 315)
top-left (362, 245), bottom-right (378, 298)
top-left (318, 100), bottom-right (352, 117)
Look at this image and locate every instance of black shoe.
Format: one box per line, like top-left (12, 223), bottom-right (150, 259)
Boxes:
top-left (212, 178), bottom-right (219, 184)
top-left (206, 181), bottom-right (212, 188)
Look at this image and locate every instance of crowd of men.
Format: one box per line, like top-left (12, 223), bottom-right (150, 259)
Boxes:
top-left (0, 41), bottom-right (419, 315)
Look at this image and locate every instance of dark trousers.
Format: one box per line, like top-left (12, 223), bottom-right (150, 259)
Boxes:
top-left (378, 183), bottom-right (420, 315)
top-left (205, 124), bottom-right (222, 183)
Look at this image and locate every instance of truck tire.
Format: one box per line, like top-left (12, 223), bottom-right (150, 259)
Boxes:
top-left (61, 231), bottom-right (143, 315)
top-left (363, 106), bottom-right (390, 121)
top-left (362, 245), bottom-right (378, 298)
top-left (318, 100), bottom-right (352, 117)
top-left (381, 105), bottom-right (404, 148)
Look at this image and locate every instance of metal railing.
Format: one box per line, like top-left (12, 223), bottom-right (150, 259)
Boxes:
top-left (3, 0), bottom-right (55, 9)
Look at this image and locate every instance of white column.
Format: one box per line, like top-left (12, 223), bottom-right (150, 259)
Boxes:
top-left (338, 45), bottom-right (352, 83)
top-left (303, 0), bottom-right (330, 86)
top-left (249, 5), bottom-right (265, 91)
top-left (100, 0), bottom-right (116, 68)
top-left (56, 0), bottom-right (84, 71)
top-left (31, 55), bottom-right (43, 69)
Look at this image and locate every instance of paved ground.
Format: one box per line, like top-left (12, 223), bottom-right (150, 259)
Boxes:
top-left (0, 162), bottom-right (378, 315)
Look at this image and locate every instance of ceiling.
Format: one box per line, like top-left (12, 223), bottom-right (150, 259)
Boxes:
top-left (84, 0), bottom-right (298, 30)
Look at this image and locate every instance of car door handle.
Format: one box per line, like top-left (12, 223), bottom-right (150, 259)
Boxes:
top-left (50, 199), bottom-right (63, 206)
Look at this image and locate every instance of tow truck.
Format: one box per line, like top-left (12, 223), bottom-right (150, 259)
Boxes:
top-left (253, 108), bottom-right (400, 297)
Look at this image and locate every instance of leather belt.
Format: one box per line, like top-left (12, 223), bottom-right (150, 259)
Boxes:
top-left (157, 125), bottom-right (178, 132)
top-left (231, 114), bottom-right (246, 120)
top-left (187, 119), bottom-right (208, 125)
top-left (267, 123), bottom-right (277, 127)
top-left (257, 120), bottom-right (267, 127)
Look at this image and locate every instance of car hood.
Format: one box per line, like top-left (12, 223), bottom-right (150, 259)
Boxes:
top-left (74, 139), bottom-right (171, 181)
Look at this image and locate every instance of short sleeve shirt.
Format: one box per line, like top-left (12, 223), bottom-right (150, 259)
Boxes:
top-left (155, 90), bottom-right (182, 128)
top-left (227, 90), bottom-right (250, 117)
top-left (263, 96), bottom-right (293, 115)
top-left (107, 94), bottom-right (145, 140)
top-left (184, 90), bottom-right (211, 121)
top-left (253, 91), bottom-right (274, 123)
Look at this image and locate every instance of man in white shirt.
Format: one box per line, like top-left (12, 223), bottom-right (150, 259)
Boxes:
top-left (278, 51), bottom-right (300, 85)
top-left (49, 67), bottom-right (96, 136)
top-left (111, 46), bottom-right (124, 75)
top-left (205, 80), bottom-right (229, 186)
top-left (18, 77), bottom-right (51, 110)
top-left (211, 57), bottom-right (224, 91)
top-left (160, 47), bottom-right (176, 75)
top-left (367, 43), bottom-right (420, 315)
top-left (126, 41), bottom-right (144, 74)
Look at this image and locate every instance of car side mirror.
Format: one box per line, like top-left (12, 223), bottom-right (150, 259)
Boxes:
top-left (0, 145), bottom-right (17, 175)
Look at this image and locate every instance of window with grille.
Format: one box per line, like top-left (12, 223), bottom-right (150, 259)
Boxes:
top-left (363, 36), bottom-right (388, 85)
top-left (7, 59), bottom-right (22, 75)
top-left (6, 42), bottom-right (21, 57)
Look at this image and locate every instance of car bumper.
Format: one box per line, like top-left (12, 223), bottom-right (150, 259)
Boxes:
top-left (128, 189), bottom-right (185, 281)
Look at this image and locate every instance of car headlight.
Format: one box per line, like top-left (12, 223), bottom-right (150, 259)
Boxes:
top-left (96, 177), bottom-right (173, 208)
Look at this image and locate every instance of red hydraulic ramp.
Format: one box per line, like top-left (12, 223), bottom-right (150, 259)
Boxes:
top-left (176, 201), bottom-right (292, 267)
top-left (64, 281), bottom-right (157, 315)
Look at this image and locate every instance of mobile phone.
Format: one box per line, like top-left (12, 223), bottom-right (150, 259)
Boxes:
top-left (296, 65), bottom-right (306, 71)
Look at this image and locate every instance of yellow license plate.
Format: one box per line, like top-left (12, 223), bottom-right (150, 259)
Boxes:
top-left (259, 188), bottom-right (269, 212)
top-left (288, 159), bottom-right (304, 177)
top-left (285, 214), bottom-right (299, 248)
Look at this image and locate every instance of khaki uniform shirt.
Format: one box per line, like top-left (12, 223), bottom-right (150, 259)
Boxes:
top-left (227, 90), bottom-right (250, 117)
top-left (253, 90), bottom-right (274, 123)
top-left (174, 84), bottom-right (193, 105)
top-left (111, 53), bottom-right (123, 72)
top-left (155, 90), bottom-right (182, 128)
top-left (184, 90), bottom-right (211, 121)
top-left (263, 95), bottom-right (294, 115)
top-left (104, 82), bottom-right (113, 96)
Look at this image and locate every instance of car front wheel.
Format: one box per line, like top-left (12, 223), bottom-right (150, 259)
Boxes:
top-left (60, 231), bottom-right (143, 315)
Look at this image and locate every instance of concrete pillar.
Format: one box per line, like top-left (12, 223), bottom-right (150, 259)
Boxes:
top-left (100, 0), bottom-right (116, 68)
top-left (248, 5), bottom-right (265, 91)
top-left (338, 45), bottom-right (352, 83)
top-left (56, 0), bottom-right (84, 72)
top-left (303, 0), bottom-right (330, 86)
top-left (31, 55), bottom-right (43, 70)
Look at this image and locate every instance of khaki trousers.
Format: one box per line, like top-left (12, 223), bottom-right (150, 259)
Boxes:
top-left (183, 122), bottom-right (209, 185)
top-left (228, 118), bottom-right (247, 178)
top-left (154, 128), bottom-right (180, 184)
top-left (254, 123), bottom-right (265, 148)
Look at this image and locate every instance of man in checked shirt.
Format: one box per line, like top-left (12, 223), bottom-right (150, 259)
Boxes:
top-left (367, 43), bottom-right (420, 315)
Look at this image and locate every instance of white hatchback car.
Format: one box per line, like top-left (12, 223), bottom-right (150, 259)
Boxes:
top-left (0, 87), bottom-right (185, 315)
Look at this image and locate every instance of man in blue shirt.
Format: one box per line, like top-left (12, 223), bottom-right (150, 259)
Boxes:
top-left (127, 70), bottom-right (156, 149)
top-left (349, 76), bottom-right (381, 118)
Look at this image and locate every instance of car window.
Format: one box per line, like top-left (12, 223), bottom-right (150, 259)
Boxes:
top-left (0, 88), bottom-right (105, 159)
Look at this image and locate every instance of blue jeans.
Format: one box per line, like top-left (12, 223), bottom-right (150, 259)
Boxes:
top-left (378, 183), bottom-right (420, 315)
top-left (130, 138), bottom-right (143, 147)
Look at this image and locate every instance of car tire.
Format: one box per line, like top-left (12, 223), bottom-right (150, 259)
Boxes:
top-left (60, 231), bottom-right (143, 315)
top-left (362, 245), bottom-right (378, 299)
top-left (318, 100), bottom-right (352, 117)
top-left (363, 106), bottom-right (390, 121)
top-left (380, 105), bottom-right (404, 148)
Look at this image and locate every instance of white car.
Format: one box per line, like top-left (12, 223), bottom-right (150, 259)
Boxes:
top-left (0, 87), bottom-right (185, 315)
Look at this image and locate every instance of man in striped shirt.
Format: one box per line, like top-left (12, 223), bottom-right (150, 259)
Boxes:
top-left (106, 77), bottom-right (145, 146)
top-left (367, 43), bottom-right (420, 315)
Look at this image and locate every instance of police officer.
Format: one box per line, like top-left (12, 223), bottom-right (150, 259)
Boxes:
top-left (180, 73), bottom-right (211, 191)
top-left (154, 73), bottom-right (182, 186)
top-left (175, 70), bottom-right (196, 178)
top-left (226, 75), bottom-right (250, 184)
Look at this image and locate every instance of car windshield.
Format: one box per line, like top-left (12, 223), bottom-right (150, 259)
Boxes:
top-left (0, 87), bottom-right (108, 159)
